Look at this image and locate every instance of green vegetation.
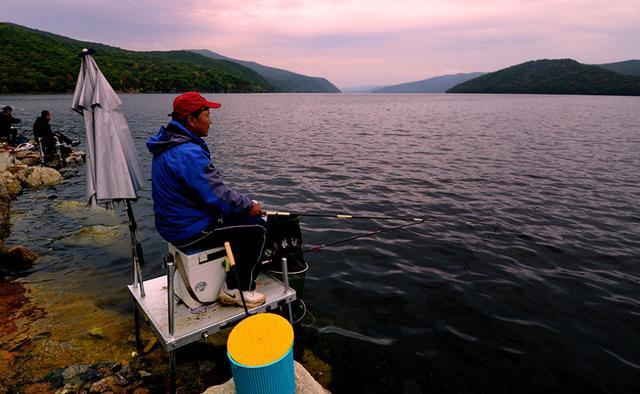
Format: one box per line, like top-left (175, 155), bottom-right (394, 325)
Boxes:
top-left (595, 60), bottom-right (640, 76)
top-left (447, 59), bottom-right (640, 96)
top-left (192, 49), bottom-right (341, 93)
top-left (0, 23), bottom-right (275, 93)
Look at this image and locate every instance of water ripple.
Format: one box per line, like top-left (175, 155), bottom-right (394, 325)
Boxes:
top-left (2, 93), bottom-right (640, 393)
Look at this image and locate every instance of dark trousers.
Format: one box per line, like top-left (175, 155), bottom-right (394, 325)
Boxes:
top-left (176, 215), bottom-right (267, 291)
top-left (40, 133), bottom-right (73, 153)
top-left (0, 128), bottom-right (17, 145)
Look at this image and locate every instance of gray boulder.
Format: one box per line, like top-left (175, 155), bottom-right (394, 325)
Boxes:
top-left (1, 171), bottom-right (22, 199)
top-left (24, 166), bottom-right (63, 189)
top-left (202, 361), bottom-right (330, 394)
top-left (0, 151), bottom-right (9, 172)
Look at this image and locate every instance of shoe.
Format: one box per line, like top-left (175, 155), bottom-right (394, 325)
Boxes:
top-left (218, 283), bottom-right (266, 308)
top-left (71, 139), bottom-right (81, 147)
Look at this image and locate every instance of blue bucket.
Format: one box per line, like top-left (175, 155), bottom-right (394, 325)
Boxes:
top-left (227, 313), bottom-right (295, 394)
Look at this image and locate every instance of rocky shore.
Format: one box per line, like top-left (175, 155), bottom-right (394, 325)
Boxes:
top-left (1, 149), bottom-right (64, 267)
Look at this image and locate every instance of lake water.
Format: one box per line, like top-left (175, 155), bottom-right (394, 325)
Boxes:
top-left (2, 93), bottom-right (640, 393)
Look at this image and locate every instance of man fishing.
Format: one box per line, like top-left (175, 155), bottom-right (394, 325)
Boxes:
top-left (0, 106), bottom-right (20, 145)
top-left (146, 92), bottom-right (267, 308)
top-left (33, 110), bottom-right (80, 155)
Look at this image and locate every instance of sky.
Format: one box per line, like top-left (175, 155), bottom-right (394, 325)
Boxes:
top-left (3, 0), bottom-right (640, 88)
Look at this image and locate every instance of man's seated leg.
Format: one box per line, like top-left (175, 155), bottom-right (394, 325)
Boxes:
top-left (8, 129), bottom-right (17, 145)
top-left (210, 215), bottom-right (268, 307)
top-left (41, 135), bottom-right (57, 154)
top-left (54, 132), bottom-right (80, 146)
top-left (174, 215), bottom-right (267, 308)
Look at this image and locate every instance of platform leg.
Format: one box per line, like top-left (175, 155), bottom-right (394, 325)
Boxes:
top-left (133, 304), bottom-right (142, 352)
top-left (282, 258), bottom-right (294, 324)
top-left (167, 260), bottom-right (175, 336)
top-left (169, 350), bottom-right (177, 394)
top-left (167, 257), bottom-right (177, 393)
top-left (287, 301), bottom-right (294, 325)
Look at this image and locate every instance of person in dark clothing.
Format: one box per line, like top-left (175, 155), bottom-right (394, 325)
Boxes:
top-left (0, 106), bottom-right (20, 145)
top-left (33, 110), bottom-right (79, 154)
top-left (147, 92), bottom-right (267, 308)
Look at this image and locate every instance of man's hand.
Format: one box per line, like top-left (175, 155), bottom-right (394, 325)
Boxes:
top-left (248, 201), bottom-right (262, 216)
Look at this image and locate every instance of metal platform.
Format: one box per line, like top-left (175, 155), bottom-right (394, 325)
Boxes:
top-left (128, 273), bottom-right (296, 351)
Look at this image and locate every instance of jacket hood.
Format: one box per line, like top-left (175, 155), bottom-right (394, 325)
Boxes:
top-left (146, 120), bottom-right (208, 155)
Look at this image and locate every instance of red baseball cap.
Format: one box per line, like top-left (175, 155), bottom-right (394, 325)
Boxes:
top-left (172, 92), bottom-right (221, 118)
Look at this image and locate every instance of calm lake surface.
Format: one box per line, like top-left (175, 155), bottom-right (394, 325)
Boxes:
top-left (2, 93), bottom-right (640, 393)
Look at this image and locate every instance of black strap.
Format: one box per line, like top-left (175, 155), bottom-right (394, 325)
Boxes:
top-left (174, 254), bottom-right (217, 306)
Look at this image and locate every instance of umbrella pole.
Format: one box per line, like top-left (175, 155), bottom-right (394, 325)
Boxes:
top-left (126, 200), bottom-right (145, 354)
top-left (125, 195), bottom-right (147, 350)
top-left (126, 200), bottom-right (146, 297)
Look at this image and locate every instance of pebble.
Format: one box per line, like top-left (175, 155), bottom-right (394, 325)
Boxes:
top-left (56, 383), bottom-right (79, 394)
top-left (81, 364), bottom-right (102, 381)
top-left (62, 364), bottom-right (89, 381)
top-left (89, 376), bottom-right (117, 393)
top-left (43, 368), bottom-right (65, 389)
top-left (88, 327), bottom-right (104, 339)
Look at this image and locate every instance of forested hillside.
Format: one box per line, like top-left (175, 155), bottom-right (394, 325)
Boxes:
top-left (447, 59), bottom-right (640, 96)
top-left (0, 23), bottom-right (275, 93)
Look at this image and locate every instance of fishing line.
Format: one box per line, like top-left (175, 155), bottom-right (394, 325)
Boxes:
top-left (260, 218), bottom-right (425, 265)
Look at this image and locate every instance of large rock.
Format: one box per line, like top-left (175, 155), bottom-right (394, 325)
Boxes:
top-left (202, 361), bottom-right (330, 394)
top-left (14, 150), bottom-right (39, 159)
top-left (7, 245), bottom-right (39, 263)
top-left (1, 171), bottom-right (23, 199)
top-left (0, 151), bottom-right (9, 172)
top-left (0, 180), bottom-right (9, 247)
top-left (61, 225), bottom-right (127, 247)
top-left (65, 150), bottom-right (85, 166)
top-left (15, 167), bottom-right (32, 185)
top-left (6, 164), bottom-right (28, 174)
top-left (14, 152), bottom-right (41, 166)
top-left (1, 245), bottom-right (38, 270)
top-left (24, 166), bottom-right (63, 189)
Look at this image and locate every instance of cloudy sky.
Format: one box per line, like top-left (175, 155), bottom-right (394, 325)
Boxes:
top-left (3, 0), bottom-right (639, 88)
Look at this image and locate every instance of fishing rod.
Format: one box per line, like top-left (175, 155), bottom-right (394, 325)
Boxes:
top-left (264, 210), bottom-right (424, 222)
top-left (260, 217), bottom-right (425, 265)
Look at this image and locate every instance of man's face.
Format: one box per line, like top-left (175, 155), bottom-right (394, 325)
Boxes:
top-left (46, 112), bottom-right (52, 122)
top-left (187, 108), bottom-right (211, 137)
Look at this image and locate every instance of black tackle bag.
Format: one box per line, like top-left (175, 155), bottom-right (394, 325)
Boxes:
top-left (261, 214), bottom-right (308, 274)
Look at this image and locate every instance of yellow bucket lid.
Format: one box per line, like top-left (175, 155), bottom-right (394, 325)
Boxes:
top-left (228, 313), bottom-right (294, 367)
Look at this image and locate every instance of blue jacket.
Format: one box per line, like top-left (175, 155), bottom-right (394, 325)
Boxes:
top-left (146, 121), bottom-right (252, 243)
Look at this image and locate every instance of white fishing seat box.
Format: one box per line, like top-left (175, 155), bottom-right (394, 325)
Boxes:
top-left (168, 243), bottom-right (227, 310)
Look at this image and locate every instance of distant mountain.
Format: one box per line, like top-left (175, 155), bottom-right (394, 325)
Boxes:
top-left (0, 22), bottom-right (275, 93)
top-left (340, 85), bottom-right (384, 93)
top-left (372, 72), bottom-right (485, 93)
top-left (447, 59), bottom-right (640, 96)
top-left (192, 49), bottom-right (340, 93)
top-left (595, 60), bottom-right (640, 77)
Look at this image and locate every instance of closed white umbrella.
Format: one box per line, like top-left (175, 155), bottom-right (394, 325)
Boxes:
top-left (71, 48), bottom-right (147, 316)
top-left (71, 48), bottom-right (143, 205)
